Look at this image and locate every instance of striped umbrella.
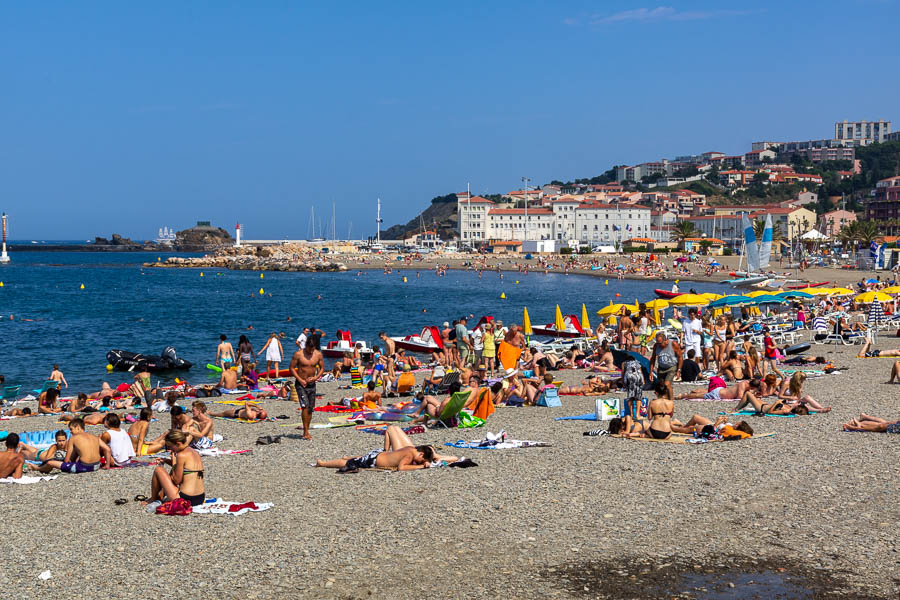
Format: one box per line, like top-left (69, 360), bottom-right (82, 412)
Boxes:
top-left (868, 301), bottom-right (885, 343)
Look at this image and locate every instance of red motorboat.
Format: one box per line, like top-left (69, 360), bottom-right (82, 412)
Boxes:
top-left (531, 314), bottom-right (587, 338)
top-left (654, 289), bottom-right (683, 299)
top-left (391, 326), bottom-right (444, 354)
top-left (786, 281), bottom-right (830, 290)
top-left (322, 329), bottom-right (373, 359)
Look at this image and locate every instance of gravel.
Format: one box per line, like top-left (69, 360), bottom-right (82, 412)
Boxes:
top-left (2, 342), bottom-right (897, 599)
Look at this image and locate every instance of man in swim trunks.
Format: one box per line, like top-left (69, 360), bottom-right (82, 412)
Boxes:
top-left (675, 379), bottom-right (752, 401)
top-left (841, 413), bottom-right (900, 433)
top-left (207, 400), bottom-right (268, 421)
top-left (216, 367), bottom-right (239, 393)
top-left (45, 418), bottom-right (112, 473)
top-left (0, 433), bottom-right (25, 479)
top-left (504, 324), bottom-right (525, 349)
top-left (216, 334), bottom-right (235, 369)
top-left (858, 338), bottom-right (900, 359)
top-left (290, 336), bottom-right (325, 440)
top-left (315, 425), bottom-right (457, 472)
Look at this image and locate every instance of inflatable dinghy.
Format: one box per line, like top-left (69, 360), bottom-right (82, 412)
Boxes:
top-left (107, 346), bottom-right (192, 373)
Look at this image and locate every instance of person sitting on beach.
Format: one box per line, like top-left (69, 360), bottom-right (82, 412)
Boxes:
top-left (529, 346), bottom-right (554, 377)
top-left (216, 367), bottom-right (239, 393)
top-left (332, 352), bottom-right (353, 379)
top-left (841, 413), bottom-right (900, 433)
top-left (646, 383), bottom-right (674, 440)
top-left (66, 392), bottom-right (90, 413)
top-left (207, 400), bottom-right (268, 421)
top-left (240, 363), bottom-right (260, 391)
top-left (742, 341), bottom-right (762, 379)
top-left (776, 372), bottom-right (831, 412)
top-left (314, 425), bottom-right (458, 472)
top-left (718, 350), bottom-right (745, 381)
top-left (19, 430), bottom-right (68, 473)
top-left (99, 413), bottom-right (136, 467)
top-left (588, 340), bottom-right (616, 372)
top-left (44, 418), bottom-right (113, 473)
top-left (38, 387), bottom-right (64, 414)
top-left (128, 408), bottom-right (153, 456)
top-left (361, 381), bottom-right (385, 409)
top-left (680, 349), bottom-right (704, 383)
top-left (190, 401), bottom-right (215, 444)
top-left (0, 433), bottom-right (25, 479)
top-left (146, 430), bottom-right (206, 507)
top-left (50, 364), bottom-right (68, 389)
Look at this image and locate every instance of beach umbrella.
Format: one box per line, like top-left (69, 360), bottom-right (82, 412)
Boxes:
top-left (708, 295), bottom-right (750, 308)
top-left (667, 293), bottom-right (710, 307)
top-left (699, 292), bottom-right (723, 301)
top-left (752, 294), bottom-right (787, 305)
top-left (709, 261), bottom-right (721, 267)
top-left (554, 304), bottom-right (566, 331)
top-left (854, 291), bottom-right (892, 304)
top-left (828, 287), bottom-right (854, 296)
top-left (596, 303), bottom-right (626, 316)
top-left (581, 303), bottom-right (591, 332)
top-left (522, 307), bottom-right (533, 336)
top-left (796, 287), bottom-right (833, 295)
top-left (868, 300), bottom-right (885, 343)
top-left (745, 290), bottom-right (773, 298)
top-left (644, 298), bottom-right (669, 326)
top-left (880, 285), bottom-right (900, 294)
top-left (776, 290), bottom-right (813, 299)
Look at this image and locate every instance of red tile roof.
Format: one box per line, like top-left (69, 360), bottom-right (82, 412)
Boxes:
top-left (465, 195), bottom-right (494, 204)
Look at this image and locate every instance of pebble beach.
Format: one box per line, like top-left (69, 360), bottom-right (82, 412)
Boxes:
top-left (2, 342), bottom-right (897, 599)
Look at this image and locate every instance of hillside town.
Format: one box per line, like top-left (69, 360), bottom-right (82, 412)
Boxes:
top-left (446, 119), bottom-right (899, 257)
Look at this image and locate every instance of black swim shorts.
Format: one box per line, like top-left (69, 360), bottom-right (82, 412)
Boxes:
top-left (296, 382), bottom-right (317, 409)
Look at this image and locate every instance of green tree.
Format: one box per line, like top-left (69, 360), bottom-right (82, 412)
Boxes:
top-left (752, 218), bottom-right (783, 241)
top-left (673, 221), bottom-right (698, 241)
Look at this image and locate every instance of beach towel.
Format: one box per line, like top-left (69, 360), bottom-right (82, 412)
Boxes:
top-left (213, 416), bottom-right (273, 423)
top-left (555, 413), bottom-right (603, 421)
top-left (446, 431), bottom-right (550, 450)
top-left (315, 404), bottom-right (357, 413)
top-left (196, 448), bottom-right (252, 457)
top-left (470, 388), bottom-right (495, 420)
top-left (0, 475), bottom-right (58, 484)
top-left (191, 500), bottom-right (274, 516)
top-left (622, 432), bottom-right (776, 444)
top-left (497, 341), bottom-right (522, 371)
top-left (110, 460), bottom-right (154, 468)
top-left (722, 410), bottom-right (798, 418)
top-left (358, 425), bottom-right (426, 436)
top-left (156, 498), bottom-right (193, 516)
top-left (211, 398), bottom-right (260, 406)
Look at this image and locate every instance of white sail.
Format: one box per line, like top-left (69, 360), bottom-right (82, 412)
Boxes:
top-left (741, 214), bottom-right (760, 274)
top-left (758, 214), bottom-right (773, 269)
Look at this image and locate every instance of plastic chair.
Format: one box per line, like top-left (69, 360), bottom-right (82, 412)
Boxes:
top-left (32, 380), bottom-right (58, 395)
top-left (429, 390), bottom-right (471, 429)
top-left (1, 386), bottom-right (21, 404)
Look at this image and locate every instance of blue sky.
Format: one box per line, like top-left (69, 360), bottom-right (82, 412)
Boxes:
top-left (1, 1), bottom-right (898, 240)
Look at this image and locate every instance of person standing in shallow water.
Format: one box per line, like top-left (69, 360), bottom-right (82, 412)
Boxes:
top-left (216, 335), bottom-right (235, 369)
top-left (290, 337), bottom-right (324, 441)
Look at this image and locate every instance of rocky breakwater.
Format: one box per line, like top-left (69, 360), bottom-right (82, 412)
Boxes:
top-left (144, 243), bottom-right (348, 272)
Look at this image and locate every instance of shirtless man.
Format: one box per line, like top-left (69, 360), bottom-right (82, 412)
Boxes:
top-left (1, 407), bottom-right (36, 417)
top-left (207, 400), bottom-right (268, 421)
top-left (216, 367), bottom-right (239, 392)
top-left (378, 332), bottom-right (396, 357)
top-left (87, 382), bottom-right (116, 400)
top-left (718, 351), bottom-right (746, 381)
top-left (858, 339), bottom-right (900, 359)
top-left (216, 334), bottom-right (236, 370)
top-left (290, 336), bottom-right (325, 440)
top-left (362, 381), bottom-right (384, 408)
top-left (50, 364), bottom-right (68, 389)
top-left (0, 434), bottom-right (25, 479)
top-left (841, 413), bottom-right (900, 433)
top-left (128, 408), bottom-right (153, 455)
top-left (45, 418), bottom-right (112, 473)
top-left (504, 324), bottom-right (526, 349)
top-left (315, 425), bottom-right (457, 472)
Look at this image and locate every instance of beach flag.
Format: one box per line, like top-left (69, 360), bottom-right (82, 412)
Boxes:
top-left (554, 305), bottom-right (565, 331)
top-left (522, 307), bottom-right (533, 336)
top-left (581, 303), bottom-right (591, 332)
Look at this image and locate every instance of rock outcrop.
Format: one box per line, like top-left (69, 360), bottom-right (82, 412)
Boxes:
top-left (144, 242), bottom-right (347, 272)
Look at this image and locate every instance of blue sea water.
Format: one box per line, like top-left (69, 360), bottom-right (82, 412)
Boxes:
top-left (0, 251), bottom-right (722, 392)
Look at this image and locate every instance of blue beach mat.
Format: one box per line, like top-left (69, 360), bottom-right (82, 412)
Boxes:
top-left (555, 413), bottom-right (602, 421)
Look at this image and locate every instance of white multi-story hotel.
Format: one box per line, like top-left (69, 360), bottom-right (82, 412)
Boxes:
top-left (457, 193), bottom-right (651, 246)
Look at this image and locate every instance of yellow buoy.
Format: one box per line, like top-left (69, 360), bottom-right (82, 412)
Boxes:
top-left (106, 364), bottom-right (113, 372)
top-left (500, 292), bottom-right (506, 299)
top-left (259, 288), bottom-right (264, 295)
top-left (604, 280), bottom-right (608, 285)
top-left (80, 284), bottom-right (85, 289)
top-left (157, 257), bottom-right (160, 261)
top-left (200, 272), bottom-right (204, 277)
top-left (0, 281), bottom-right (3, 287)
top-left (260, 273), bottom-right (264, 279)
top-left (515, 280), bottom-right (519, 284)
top-left (402, 276), bottom-right (407, 283)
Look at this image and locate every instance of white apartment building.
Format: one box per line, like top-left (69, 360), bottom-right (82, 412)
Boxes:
top-left (457, 195), bottom-right (651, 246)
top-left (835, 120), bottom-right (891, 145)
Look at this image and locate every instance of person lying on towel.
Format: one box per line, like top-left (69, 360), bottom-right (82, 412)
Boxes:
top-left (208, 400), bottom-right (268, 421)
top-left (670, 414), bottom-right (754, 439)
top-left (315, 425), bottom-right (459, 473)
top-left (842, 413), bottom-right (900, 433)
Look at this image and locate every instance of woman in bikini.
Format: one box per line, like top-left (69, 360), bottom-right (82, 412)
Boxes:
top-left (606, 414), bottom-right (651, 436)
top-left (777, 372), bottom-right (831, 412)
top-left (315, 425), bottom-right (458, 472)
top-left (731, 388), bottom-right (804, 416)
top-left (645, 383), bottom-right (674, 439)
top-left (146, 430), bottom-right (206, 507)
top-left (128, 408), bottom-right (153, 455)
top-left (559, 376), bottom-right (610, 395)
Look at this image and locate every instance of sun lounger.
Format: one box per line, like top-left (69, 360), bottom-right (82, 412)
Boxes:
top-left (1, 385), bottom-right (21, 404)
top-left (32, 380), bottom-right (58, 395)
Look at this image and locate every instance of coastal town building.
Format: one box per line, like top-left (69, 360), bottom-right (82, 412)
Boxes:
top-left (834, 120), bottom-right (891, 145)
top-left (821, 209), bottom-right (856, 237)
top-left (865, 176), bottom-right (900, 221)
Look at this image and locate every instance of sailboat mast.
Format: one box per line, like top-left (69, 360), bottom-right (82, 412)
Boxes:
top-left (332, 201), bottom-right (336, 241)
top-left (376, 198), bottom-right (382, 244)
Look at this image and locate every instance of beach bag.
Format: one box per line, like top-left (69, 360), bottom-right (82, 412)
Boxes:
top-left (536, 387), bottom-right (561, 407)
top-left (457, 413), bottom-right (485, 428)
top-left (156, 498), bottom-right (193, 516)
top-left (595, 398), bottom-right (620, 421)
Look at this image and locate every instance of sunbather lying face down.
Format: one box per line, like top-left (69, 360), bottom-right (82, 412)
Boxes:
top-left (842, 413), bottom-right (900, 433)
top-left (315, 426), bottom-right (458, 472)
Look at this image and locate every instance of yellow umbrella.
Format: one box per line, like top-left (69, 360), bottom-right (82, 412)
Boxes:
top-left (828, 287), bottom-right (854, 296)
top-left (667, 293), bottom-right (710, 306)
top-left (597, 303), bottom-right (626, 316)
top-left (554, 304), bottom-right (566, 331)
top-left (522, 307), bottom-right (533, 336)
top-left (645, 298), bottom-right (669, 326)
top-left (581, 303), bottom-right (591, 332)
top-left (880, 286), bottom-right (900, 294)
top-left (746, 290), bottom-right (773, 298)
top-left (796, 287), bottom-right (832, 295)
top-left (854, 291), bottom-right (892, 304)
top-left (699, 292), bottom-right (723, 301)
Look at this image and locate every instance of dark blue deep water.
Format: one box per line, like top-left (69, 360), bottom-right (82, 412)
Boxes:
top-left (0, 252), bottom-right (721, 391)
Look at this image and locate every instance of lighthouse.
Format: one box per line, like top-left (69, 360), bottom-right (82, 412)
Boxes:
top-left (234, 223), bottom-right (242, 248)
top-left (0, 213), bottom-right (9, 263)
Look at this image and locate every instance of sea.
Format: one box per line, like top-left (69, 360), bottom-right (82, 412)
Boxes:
top-left (0, 250), bottom-right (724, 391)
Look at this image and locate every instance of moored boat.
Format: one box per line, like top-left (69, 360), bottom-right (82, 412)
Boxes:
top-left (391, 326), bottom-right (444, 354)
top-left (322, 330), bottom-right (373, 359)
top-left (531, 314), bottom-right (586, 338)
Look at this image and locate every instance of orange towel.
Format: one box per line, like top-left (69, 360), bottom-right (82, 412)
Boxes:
top-left (471, 389), bottom-right (495, 420)
top-left (497, 341), bottom-right (522, 371)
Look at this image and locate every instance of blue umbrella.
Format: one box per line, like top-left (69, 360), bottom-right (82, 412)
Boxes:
top-left (752, 294), bottom-right (788, 305)
top-left (709, 295), bottom-right (752, 308)
top-left (709, 261), bottom-right (721, 267)
top-left (776, 290), bottom-right (813, 299)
